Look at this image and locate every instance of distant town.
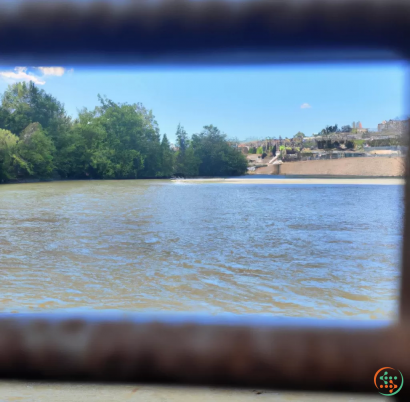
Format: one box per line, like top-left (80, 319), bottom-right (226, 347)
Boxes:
top-left (234, 118), bottom-right (409, 176)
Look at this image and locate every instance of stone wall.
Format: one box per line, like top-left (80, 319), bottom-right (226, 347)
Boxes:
top-left (278, 157), bottom-right (405, 177)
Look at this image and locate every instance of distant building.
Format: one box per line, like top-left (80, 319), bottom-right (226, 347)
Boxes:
top-left (378, 119), bottom-right (410, 133)
top-left (352, 121), bottom-right (368, 134)
top-left (378, 121), bottom-right (387, 131)
top-left (238, 144), bottom-right (249, 154)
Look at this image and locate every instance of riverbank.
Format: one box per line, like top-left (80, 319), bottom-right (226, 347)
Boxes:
top-left (175, 177), bottom-right (405, 185)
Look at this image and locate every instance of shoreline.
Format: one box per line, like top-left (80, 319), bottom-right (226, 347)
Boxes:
top-left (1, 176), bottom-right (405, 187)
top-left (175, 177), bottom-right (405, 185)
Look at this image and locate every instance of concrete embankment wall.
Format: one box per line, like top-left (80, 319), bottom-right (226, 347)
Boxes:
top-left (278, 157), bottom-right (405, 177)
top-left (248, 164), bottom-right (280, 175)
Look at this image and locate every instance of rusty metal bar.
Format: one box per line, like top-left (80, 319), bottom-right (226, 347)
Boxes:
top-left (0, 315), bottom-right (407, 395)
top-left (0, 0), bottom-right (409, 65)
top-left (400, 124), bottom-right (410, 320)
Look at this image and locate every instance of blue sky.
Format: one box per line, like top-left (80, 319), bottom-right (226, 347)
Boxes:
top-left (0, 63), bottom-right (406, 143)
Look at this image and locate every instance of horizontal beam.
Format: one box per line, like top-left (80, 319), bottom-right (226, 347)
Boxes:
top-left (0, 315), bottom-right (407, 395)
top-left (0, 0), bottom-right (409, 65)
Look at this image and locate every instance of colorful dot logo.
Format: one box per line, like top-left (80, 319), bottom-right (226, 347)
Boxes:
top-left (374, 367), bottom-right (403, 396)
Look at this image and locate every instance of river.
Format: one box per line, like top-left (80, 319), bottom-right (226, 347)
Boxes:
top-left (0, 179), bottom-right (403, 319)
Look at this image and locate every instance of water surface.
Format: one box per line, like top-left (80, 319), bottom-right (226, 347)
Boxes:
top-left (0, 180), bottom-right (403, 319)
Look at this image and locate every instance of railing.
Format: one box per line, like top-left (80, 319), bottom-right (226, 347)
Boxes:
top-left (0, 0), bottom-right (409, 399)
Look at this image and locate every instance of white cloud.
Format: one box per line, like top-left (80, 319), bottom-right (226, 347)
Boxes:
top-left (37, 67), bottom-right (66, 76)
top-left (0, 66), bottom-right (71, 85)
top-left (0, 67), bottom-right (45, 85)
top-left (300, 103), bottom-right (312, 109)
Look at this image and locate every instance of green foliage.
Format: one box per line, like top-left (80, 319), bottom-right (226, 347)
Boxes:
top-left (368, 137), bottom-right (406, 147)
top-left (0, 129), bottom-right (19, 182)
top-left (60, 96), bottom-right (161, 179)
top-left (0, 82), bottom-right (248, 182)
top-left (54, 123), bottom-right (88, 179)
top-left (174, 124), bottom-right (193, 175)
top-left (256, 146), bottom-right (263, 154)
top-left (175, 147), bottom-right (200, 177)
top-left (0, 81), bottom-right (70, 141)
top-left (302, 139), bottom-right (315, 148)
top-left (345, 140), bottom-right (355, 149)
top-left (159, 134), bottom-right (174, 177)
top-left (17, 123), bottom-right (55, 178)
top-left (190, 125), bottom-right (248, 177)
top-left (293, 131), bottom-right (305, 140)
top-left (319, 124), bottom-right (338, 136)
top-left (353, 139), bottom-right (365, 149)
top-left (176, 123), bottom-right (189, 152)
top-left (279, 145), bottom-right (286, 160)
top-left (248, 146), bottom-right (256, 154)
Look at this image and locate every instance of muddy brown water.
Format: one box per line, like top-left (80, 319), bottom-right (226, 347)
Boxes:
top-left (0, 179), bottom-right (403, 319)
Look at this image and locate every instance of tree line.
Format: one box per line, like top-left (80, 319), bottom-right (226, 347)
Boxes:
top-left (0, 82), bottom-right (247, 183)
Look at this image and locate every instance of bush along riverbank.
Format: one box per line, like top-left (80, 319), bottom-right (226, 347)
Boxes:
top-left (0, 82), bottom-right (248, 183)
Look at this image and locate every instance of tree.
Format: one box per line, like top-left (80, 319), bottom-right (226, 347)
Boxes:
top-left (190, 125), bottom-right (247, 176)
top-left (319, 124), bottom-right (338, 136)
top-left (293, 131), bottom-right (305, 147)
top-left (341, 125), bottom-right (352, 133)
top-left (0, 82), bottom-right (72, 178)
top-left (0, 81), bottom-right (70, 141)
top-left (181, 146), bottom-right (200, 176)
top-left (279, 145), bottom-right (286, 160)
top-left (133, 101), bottom-right (162, 178)
top-left (159, 134), bottom-right (174, 177)
top-left (0, 129), bottom-right (18, 182)
top-left (175, 124), bottom-right (190, 174)
top-left (17, 123), bottom-right (55, 178)
top-left (294, 131), bottom-right (305, 139)
top-left (57, 108), bottom-right (101, 179)
top-left (54, 120), bottom-right (88, 179)
top-left (64, 96), bottom-right (161, 179)
top-left (175, 123), bottom-right (189, 152)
